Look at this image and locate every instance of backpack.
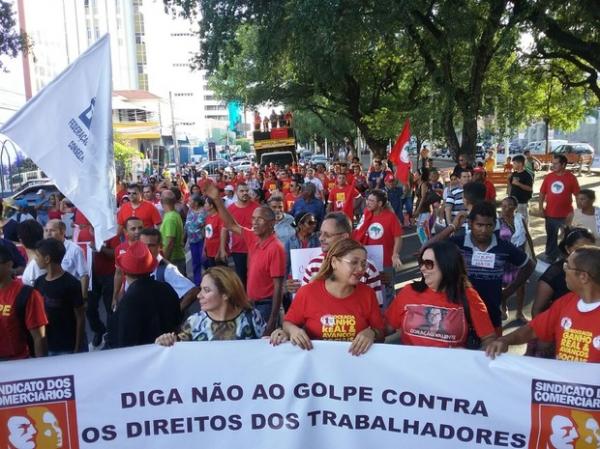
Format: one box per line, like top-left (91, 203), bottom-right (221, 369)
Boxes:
top-left (155, 259), bottom-right (169, 283)
top-left (14, 285), bottom-right (36, 356)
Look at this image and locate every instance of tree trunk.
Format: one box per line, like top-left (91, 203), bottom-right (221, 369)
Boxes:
top-left (460, 113), bottom-right (478, 163)
top-left (544, 117), bottom-right (550, 154)
top-left (364, 134), bottom-right (389, 160)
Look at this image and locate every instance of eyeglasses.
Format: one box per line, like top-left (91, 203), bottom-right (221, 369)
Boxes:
top-left (304, 220), bottom-right (317, 226)
top-left (319, 231), bottom-right (344, 239)
top-left (340, 258), bottom-right (367, 270)
top-left (563, 262), bottom-right (584, 273)
top-left (418, 258), bottom-right (436, 270)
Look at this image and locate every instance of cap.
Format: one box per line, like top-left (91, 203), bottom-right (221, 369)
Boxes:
top-left (224, 185), bottom-right (234, 192)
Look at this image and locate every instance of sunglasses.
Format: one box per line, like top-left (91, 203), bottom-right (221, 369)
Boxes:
top-left (304, 220), bottom-right (317, 226)
top-left (418, 258), bottom-right (435, 270)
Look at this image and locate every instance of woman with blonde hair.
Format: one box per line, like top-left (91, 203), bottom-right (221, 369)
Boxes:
top-left (270, 239), bottom-right (384, 356)
top-left (156, 266), bottom-right (265, 344)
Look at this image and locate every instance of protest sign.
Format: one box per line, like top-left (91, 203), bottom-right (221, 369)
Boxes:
top-left (0, 341), bottom-right (598, 449)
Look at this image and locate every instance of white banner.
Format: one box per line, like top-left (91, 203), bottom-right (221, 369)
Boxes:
top-left (0, 34), bottom-right (117, 248)
top-left (290, 245), bottom-right (384, 281)
top-left (0, 341), bottom-right (598, 449)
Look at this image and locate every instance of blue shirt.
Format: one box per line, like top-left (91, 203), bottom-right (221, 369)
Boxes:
top-left (290, 197), bottom-right (325, 225)
top-left (450, 232), bottom-right (528, 327)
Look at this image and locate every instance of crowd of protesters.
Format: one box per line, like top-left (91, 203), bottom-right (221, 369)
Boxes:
top-left (1, 149), bottom-right (598, 366)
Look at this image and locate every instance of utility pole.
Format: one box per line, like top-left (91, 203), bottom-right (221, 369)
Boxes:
top-left (169, 91), bottom-right (179, 165)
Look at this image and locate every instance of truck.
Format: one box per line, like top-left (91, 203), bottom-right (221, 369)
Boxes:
top-left (253, 127), bottom-right (297, 167)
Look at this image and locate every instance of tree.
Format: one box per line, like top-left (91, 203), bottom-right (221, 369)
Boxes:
top-left (401, 0), bottom-right (526, 160)
top-left (0, 1), bottom-right (29, 70)
top-left (165, 0), bottom-right (428, 159)
top-left (522, 0), bottom-right (600, 100)
top-left (114, 135), bottom-right (143, 178)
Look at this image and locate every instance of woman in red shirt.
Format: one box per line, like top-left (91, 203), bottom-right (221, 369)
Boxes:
top-left (385, 240), bottom-right (496, 349)
top-left (271, 239), bottom-right (384, 355)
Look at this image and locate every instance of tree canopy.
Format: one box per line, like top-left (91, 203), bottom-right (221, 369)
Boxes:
top-left (165, 0), bottom-right (599, 160)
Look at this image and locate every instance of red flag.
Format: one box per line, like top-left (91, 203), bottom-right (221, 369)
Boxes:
top-left (389, 118), bottom-right (411, 184)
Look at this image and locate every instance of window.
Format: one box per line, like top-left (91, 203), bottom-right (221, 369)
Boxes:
top-left (174, 92), bottom-right (193, 97)
top-left (204, 95), bottom-right (216, 101)
top-left (204, 105), bottom-right (225, 111)
top-left (206, 115), bottom-right (228, 120)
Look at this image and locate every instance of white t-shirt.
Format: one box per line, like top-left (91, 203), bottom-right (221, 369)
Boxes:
top-left (22, 259), bottom-right (46, 286)
top-left (62, 239), bottom-right (87, 280)
top-left (152, 255), bottom-right (195, 299)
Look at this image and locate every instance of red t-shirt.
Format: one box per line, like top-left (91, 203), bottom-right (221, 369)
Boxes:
top-left (117, 201), bottom-right (162, 228)
top-left (540, 171), bottom-right (580, 218)
top-left (262, 180), bottom-right (278, 200)
top-left (280, 178), bottom-right (291, 194)
top-left (484, 180), bottom-right (496, 202)
top-left (284, 192), bottom-right (299, 212)
top-left (353, 209), bottom-right (403, 267)
top-left (328, 185), bottom-right (360, 220)
top-left (197, 178), bottom-right (214, 193)
top-left (385, 285), bottom-right (494, 348)
top-left (204, 213), bottom-right (226, 258)
top-left (529, 292), bottom-right (600, 363)
top-left (285, 280), bottom-right (384, 341)
top-left (0, 279), bottom-right (48, 359)
top-left (345, 173), bottom-right (355, 186)
top-left (94, 236), bottom-right (121, 276)
top-left (242, 228), bottom-right (286, 300)
top-left (228, 202), bottom-right (259, 253)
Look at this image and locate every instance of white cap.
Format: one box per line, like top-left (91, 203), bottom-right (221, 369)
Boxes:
top-left (224, 185), bottom-right (234, 192)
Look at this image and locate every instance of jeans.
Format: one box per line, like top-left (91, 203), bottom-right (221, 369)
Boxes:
top-left (401, 196), bottom-right (414, 218)
top-left (86, 273), bottom-right (114, 336)
top-left (232, 252), bottom-right (248, 287)
top-left (382, 267), bottom-right (396, 309)
top-left (545, 217), bottom-right (566, 261)
top-left (189, 240), bottom-right (204, 286)
top-left (253, 299), bottom-right (276, 330)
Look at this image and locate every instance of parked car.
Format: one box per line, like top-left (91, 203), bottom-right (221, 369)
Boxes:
top-left (10, 181), bottom-right (60, 206)
top-left (199, 159), bottom-right (229, 174)
top-left (553, 143), bottom-right (595, 156)
top-left (523, 139), bottom-right (567, 154)
top-left (309, 155), bottom-right (328, 166)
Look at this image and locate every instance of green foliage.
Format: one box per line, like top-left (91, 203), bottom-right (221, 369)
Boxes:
top-left (0, 0), bottom-right (28, 70)
top-left (164, 0), bottom-right (600, 160)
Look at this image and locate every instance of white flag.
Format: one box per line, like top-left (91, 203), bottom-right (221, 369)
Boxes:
top-left (1, 34), bottom-right (117, 248)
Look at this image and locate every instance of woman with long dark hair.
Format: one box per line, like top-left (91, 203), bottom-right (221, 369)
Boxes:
top-left (385, 240), bottom-right (495, 349)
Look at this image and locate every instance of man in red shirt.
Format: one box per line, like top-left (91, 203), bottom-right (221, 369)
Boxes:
top-left (538, 154), bottom-right (580, 263)
top-left (284, 180), bottom-right (302, 212)
top-left (227, 183), bottom-right (259, 286)
top-left (112, 216), bottom-right (144, 308)
top-left (262, 172), bottom-right (278, 200)
top-left (206, 184), bottom-right (285, 335)
top-left (327, 173), bottom-right (361, 221)
top-left (0, 245), bottom-right (48, 359)
top-left (353, 189), bottom-right (403, 306)
top-left (117, 183), bottom-right (161, 232)
top-left (487, 245), bottom-right (600, 362)
top-left (196, 170), bottom-right (214, 193)
top-left (473, 168), bottom-right (497, 202)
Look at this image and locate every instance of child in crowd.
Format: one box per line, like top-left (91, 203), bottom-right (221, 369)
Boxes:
top-left (34, 238), bottom-right (85, 356)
